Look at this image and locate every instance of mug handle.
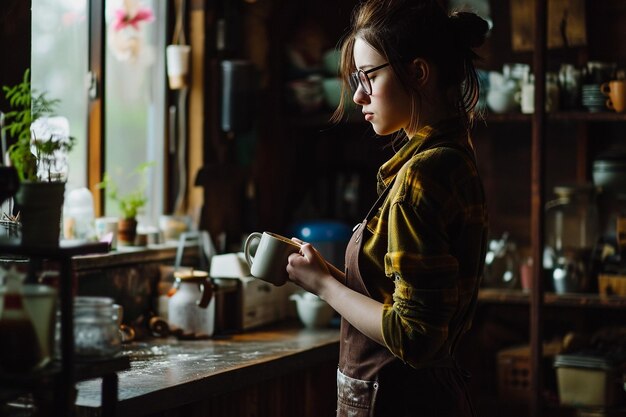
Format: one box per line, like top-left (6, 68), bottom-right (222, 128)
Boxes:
top-left (244, 232), bottom-right (263, 268)
top-left (607, 98), bottom-right (615, 111)
top-left (600, 82), bottom-right (611, 96)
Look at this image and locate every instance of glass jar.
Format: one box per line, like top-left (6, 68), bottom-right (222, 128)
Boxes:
top-left (545, 184), bottom-right (599, 256)
top-left (544, 184), bottom-right (600, 293)
top-left (56, 296), bottom-right (121, 358)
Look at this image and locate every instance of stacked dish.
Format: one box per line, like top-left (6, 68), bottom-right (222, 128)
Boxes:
top-left (582, 84), bottom-right (607, 112)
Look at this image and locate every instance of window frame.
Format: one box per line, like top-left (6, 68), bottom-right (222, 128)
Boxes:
top-left (87, 0), bottom-right (106, 216)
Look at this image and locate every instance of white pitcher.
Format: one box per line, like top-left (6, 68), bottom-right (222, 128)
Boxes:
top-left (168, 270), bottom-right (215, 337)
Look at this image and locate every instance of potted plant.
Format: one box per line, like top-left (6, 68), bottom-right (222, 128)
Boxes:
top-left (2, 69), bottom-right (76, 246)
top-left (97, 162), bottom-right (153, 246)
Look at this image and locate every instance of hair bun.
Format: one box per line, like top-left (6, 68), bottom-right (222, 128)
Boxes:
top-left (449, 11), bottom-right (490, 49)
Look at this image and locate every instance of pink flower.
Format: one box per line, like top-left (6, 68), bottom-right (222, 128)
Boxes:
top-left (112, 5), bottom-right (154, 31)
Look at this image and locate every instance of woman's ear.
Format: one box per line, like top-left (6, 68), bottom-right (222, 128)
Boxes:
top-left (410, 58), bottom-right (429, 87)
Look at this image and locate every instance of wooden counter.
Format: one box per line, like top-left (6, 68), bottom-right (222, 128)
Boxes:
top-left (75, 323), bottom-right (340, 417)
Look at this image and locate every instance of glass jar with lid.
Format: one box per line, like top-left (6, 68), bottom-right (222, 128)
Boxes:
top-left (544, 183), bottom-right (600, 293)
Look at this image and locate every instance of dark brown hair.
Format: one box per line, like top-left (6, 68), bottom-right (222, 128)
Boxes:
top-left (333, 0), bottom-right (489, 135)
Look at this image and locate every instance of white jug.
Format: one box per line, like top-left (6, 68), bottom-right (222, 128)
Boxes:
top-left (168, 270), bottom-right (215, 337)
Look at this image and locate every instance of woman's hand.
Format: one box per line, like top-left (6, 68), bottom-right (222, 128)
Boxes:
top-left (286, 240), bottom-right (335, 297)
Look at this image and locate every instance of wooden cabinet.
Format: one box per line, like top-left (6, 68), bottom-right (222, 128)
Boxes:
top-left (467, 2), bottom-right (626, 416)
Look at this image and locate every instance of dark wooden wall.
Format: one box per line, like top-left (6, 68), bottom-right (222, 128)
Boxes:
top-left (0, 1), bottom-right (31, 112)
top-left (198, 0), bottom-right (626, 251)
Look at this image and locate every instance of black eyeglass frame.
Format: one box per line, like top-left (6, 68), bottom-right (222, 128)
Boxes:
top-left (350, 63), bottom-right (390, 95)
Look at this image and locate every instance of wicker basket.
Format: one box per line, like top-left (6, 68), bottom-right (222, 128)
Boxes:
top-left (496, 341), bottom-right (562, 403)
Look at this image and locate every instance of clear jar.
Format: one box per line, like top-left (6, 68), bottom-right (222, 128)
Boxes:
top-left (74, 297), bottom-right (121, 357)
top-left (56, 296), bottom-right (121, 358)
top-left (545, 184), bottom-right (599, 256)
top-left (544, 184), bottom-right (600, 293)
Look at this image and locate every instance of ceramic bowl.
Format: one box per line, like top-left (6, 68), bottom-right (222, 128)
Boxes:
top-left (290, 292), bottom-right (335, 329)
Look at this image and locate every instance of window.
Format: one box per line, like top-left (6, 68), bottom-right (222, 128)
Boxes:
top-left (31, 0), bottom-right (89, 189)
top-left (31, 0), bottom-right (167, 228)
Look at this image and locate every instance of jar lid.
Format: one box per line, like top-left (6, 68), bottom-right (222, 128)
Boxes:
top-left (553, 182), bottom-right (597, 197)
top-left (74, 296), bottom-right (114, 306)
top-left (174, 269), bottom-right (209, 280)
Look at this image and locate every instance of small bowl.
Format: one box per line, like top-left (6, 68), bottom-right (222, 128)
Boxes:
top-left (290, 292), bottom-right (335, 329)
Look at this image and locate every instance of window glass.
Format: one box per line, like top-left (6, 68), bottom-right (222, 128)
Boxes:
top-left (31, 0), bottom-right (88, 190)
top-left (104, 0), bottom-right (166, 227)
top-left (31, 0), bottom-right (167, 227)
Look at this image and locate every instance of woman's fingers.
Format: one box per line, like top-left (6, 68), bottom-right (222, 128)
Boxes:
top-left (299, 243), bottom-right (315, 258)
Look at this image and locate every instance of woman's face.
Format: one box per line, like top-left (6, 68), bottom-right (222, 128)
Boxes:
top-left (352, 38), bottom-right (412, 136)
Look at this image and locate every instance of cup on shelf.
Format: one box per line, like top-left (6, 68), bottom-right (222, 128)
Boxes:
top-left (600, 80), bottom-right (626, 113)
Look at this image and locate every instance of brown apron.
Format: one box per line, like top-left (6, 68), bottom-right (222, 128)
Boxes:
top-left (336, 141), bottom-right (479, 417)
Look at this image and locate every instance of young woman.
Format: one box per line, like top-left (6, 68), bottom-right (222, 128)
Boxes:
top-left (286, 0), bottom-right (490, 416)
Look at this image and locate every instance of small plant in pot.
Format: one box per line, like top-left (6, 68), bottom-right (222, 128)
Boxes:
top-left (2, 69), bottom-right (76, 246)
top-left (97, 162), bottom-right (153, 246)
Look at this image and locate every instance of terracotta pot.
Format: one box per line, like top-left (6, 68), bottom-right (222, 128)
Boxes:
top-left (117, 218), bottom-right (138, 246)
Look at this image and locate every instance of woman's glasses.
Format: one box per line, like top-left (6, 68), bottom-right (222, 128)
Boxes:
top-left (349, 63), bottom-right (390, 95)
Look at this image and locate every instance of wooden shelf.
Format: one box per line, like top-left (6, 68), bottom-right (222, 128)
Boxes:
top-left (483, 111), bottom-right (626, 123)
top-left (289, 109), bottom-right (626, 130)
top-left (479, 288), bottom-right (626, 309)
top-left (0, 239), bottom-right (110, 258)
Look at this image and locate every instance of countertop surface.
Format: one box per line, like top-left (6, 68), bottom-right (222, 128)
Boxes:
top-left (76, 322), bottom-right (340, 415)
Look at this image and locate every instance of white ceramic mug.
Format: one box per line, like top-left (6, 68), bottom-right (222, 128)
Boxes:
top-left (244, 232), bottom-right (301, 286)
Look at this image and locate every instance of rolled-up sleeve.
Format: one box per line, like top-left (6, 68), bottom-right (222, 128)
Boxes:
top-left (381, 151), bottom-right (464, 367)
